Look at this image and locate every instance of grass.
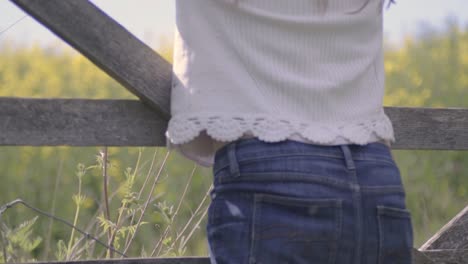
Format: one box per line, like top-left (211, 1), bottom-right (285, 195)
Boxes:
top-left (0, 147), bottom-right (212, 262)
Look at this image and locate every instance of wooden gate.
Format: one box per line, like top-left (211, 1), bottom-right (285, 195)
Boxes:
top-left (2, 1), bottom-right (467, 263)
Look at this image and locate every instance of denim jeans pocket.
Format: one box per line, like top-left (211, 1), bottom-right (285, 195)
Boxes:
top-left (250, 194), bottom-right (342, 264)
top-left (207, 193), bottom-right (252, 264)
top-left (377, 206), bottom-right (413, 264)
top-left (208, 221), bottom-right (250, 264)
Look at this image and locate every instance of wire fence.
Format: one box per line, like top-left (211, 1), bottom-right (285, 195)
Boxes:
top-left (0, 199), bottom-right (127, 259)
top-left (0, 15), bottom-right (28, 38)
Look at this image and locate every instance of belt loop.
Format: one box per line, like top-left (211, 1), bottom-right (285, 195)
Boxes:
top-left (227, 141), bottom-right (241, 178)
top-left (340, 145), bottom-right (356, 171)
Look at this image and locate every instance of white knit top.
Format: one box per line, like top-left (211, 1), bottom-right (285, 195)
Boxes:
top-left (165, 0), bottom-right (395, 167)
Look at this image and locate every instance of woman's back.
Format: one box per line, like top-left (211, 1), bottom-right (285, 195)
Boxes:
top-left (166, 1), bottom-right (413, 264)
top-left (166, 0), bottom-right (394, 167)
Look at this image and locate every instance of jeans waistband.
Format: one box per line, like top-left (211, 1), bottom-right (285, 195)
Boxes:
top-left (213, 138), bottom-right (394, 175)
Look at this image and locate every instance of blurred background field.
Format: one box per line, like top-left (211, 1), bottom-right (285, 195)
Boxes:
top-left (0, 2), bottom-right (467, 262)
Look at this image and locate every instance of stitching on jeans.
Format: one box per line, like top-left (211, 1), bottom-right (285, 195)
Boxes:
top-left (216, 173), bottom-right (405, 194)
top-left (249, 194), bottom-right (260, 264)
top-left (361, 186), bottom-right (405, 193)
top-left (213, 158), bottom-right (396, 178)
top-left (213, 139), bottom-right (394, 162)
top-left (376, 206), bottom-right (412, 264)
top-left (219, 172), bottom-right (352, 189)
top-left (377, 205), bottom-right (411, 217)
top-left (236, 152), bottom-right (394, 162)
top-left (213, 153), bottom-right (396, 173)
top-left (257, 194), bottom-right (342, 207)
top-left (238, 153), bottom-right (345, 162)
top-left (377, 208), bottom-right (383, 264)
top-left (330, 199), bottom-right (342, 264)
top-left (352, 157), bottom-right (396, 166)
top-left (351, 173), bottom-right (363, 264)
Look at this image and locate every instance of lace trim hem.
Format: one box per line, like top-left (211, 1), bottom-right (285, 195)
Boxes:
top-left (166, 112), bottom-right (395, 146)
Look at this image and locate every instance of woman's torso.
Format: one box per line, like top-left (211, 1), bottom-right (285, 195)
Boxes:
top-left (166, 0), bottom-right (395, 167)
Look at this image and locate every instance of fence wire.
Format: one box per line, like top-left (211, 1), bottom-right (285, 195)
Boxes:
top-left (0, 15), bottom-right (27, 38)
top-left (0, 199), bottom-right (128, 258)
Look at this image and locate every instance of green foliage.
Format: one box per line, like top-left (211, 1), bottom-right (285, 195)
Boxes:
top-left (0, 22), bottom-right (467, 261)
top-left (54, 240), bottom-right (68, 261)
top-left (383, 20), bottom-right (468, 246)
top-left (0, 217), bottom-right (42, 263)
top-left (0, 44), bottom-right (135, 99)
top-left (384, 20), bottom-right (468, 108)
top-left (0, 146), bottom-right (211, 261)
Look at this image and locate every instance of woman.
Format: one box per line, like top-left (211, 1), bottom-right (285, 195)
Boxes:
top-left (165, 0), bottom-right (413, 263)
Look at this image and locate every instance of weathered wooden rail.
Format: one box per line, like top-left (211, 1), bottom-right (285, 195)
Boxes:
top-left (4, 0), bottom-right (468, 263)
top-left (1, 98), bottom-right (467, 149)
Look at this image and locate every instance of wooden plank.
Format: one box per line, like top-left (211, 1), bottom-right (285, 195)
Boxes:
top-left (10, 0), bottom-right (171, 120)
top-left (412, 248), bottom-right (435, 264)
top-left (4, 0), bottom-right (468, 149)
top-left (26, 250), bottom-right (468, 264)
top-left (29, 257), bottom-right (210, 264)
top-left (419, 205), bottom-right (468, 251)
top-left (0, 98), bottom-right (467, 148)
top-left (386, 106), bottom-right (468, 150)
top-left (421, 249), bottom-right (468, 264)
top-left (0, 98), bottom-right (167, 146)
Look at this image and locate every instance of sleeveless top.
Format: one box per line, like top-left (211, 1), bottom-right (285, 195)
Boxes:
top-left (165, 0), bottom-right (395, 167)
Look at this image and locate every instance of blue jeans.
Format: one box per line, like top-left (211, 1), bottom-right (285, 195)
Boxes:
top-left (207, 138), bottom-right (413, 264)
